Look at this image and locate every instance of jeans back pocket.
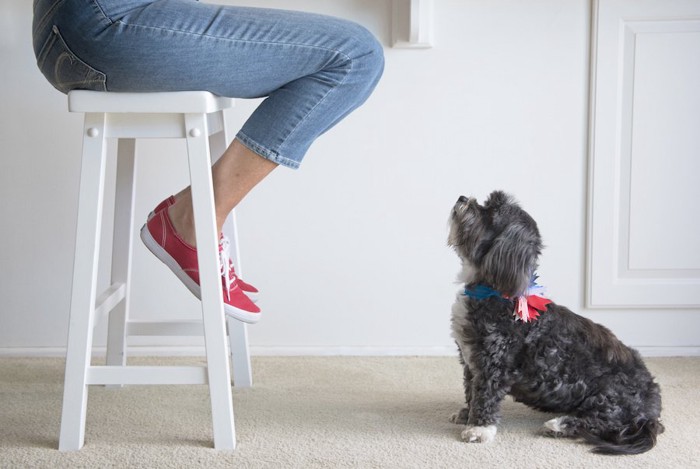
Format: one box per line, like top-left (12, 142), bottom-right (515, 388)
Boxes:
top-left (36, 25), bottom-right (107, 94)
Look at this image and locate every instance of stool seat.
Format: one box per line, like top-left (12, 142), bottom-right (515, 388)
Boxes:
top-left (68, 90), bottom-right (234, 113)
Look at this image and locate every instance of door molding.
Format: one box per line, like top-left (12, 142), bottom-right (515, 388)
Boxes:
top-left (586, 0), bottom-right (700, 308)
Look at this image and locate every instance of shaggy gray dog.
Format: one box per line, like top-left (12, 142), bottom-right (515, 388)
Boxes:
top-left (448, 191), bottom-right (663, 455)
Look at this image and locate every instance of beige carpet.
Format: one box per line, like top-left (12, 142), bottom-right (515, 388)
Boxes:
top-left (1, 356), bottom-right (698, 468)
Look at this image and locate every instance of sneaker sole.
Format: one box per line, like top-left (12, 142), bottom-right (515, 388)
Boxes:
top-left (140, 224), bottom-right (260, 324)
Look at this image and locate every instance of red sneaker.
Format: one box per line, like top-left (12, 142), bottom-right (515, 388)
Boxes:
top-left (140, 208), bottom-right (261, 324)
top-left (147, 195), bottom-right (176, 220)
top-left (149, 195), bottom-right (260, 301)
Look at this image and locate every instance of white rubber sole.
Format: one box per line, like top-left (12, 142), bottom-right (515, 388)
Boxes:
top-left (140, 224), bottom-right (260, 324)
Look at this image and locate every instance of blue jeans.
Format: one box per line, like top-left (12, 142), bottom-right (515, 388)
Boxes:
top-left (32, 0), bottom-right (384, 169)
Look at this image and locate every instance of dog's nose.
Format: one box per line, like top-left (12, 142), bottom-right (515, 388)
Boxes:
top-left (458, 195), bottom-right (469, 204)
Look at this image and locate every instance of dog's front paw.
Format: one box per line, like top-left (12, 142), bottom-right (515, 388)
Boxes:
top-left (461, 425), bottom-right (497, 443)
top-left (449, 407), bottom-right (469, 424)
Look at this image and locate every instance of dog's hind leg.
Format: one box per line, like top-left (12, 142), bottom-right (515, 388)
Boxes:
top-left (542, 416), bottom-right (581, 438)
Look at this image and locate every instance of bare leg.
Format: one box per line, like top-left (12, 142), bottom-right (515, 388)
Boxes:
top-left (168, 139), bottom-right (278, 246)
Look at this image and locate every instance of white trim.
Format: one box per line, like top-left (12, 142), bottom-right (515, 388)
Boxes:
top-left (635, 347), bottom-right (700, 358)
top-left (0, 346), bottom-right (208, 358)
top-left (249, 346), bottom-right (458, 356)
top-left (1, 345), bottom-right (699, 358)
top-left (392, 0), bottom-right (434, 48)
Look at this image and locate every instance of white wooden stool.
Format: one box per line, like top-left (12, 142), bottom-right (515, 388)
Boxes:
top-left (59, 90), bottom-right (252, 451)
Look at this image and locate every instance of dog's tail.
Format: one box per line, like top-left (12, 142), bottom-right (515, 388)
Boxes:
top-left (580, 418), bottom-right (664, 455)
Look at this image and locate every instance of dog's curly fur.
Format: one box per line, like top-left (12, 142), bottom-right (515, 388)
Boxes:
top-left (448, 191), bottom-right (663, 455)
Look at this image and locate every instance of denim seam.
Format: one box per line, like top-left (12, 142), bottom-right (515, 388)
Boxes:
top-left (111, 19), bottom-right (352, 64)
top-left (236, 132), bottom-right (300, 170)
top-left (34, 0), bottom-right (66, 35)
top-left (43, 25), bottom-right (108, 92)
top-left (90, 0), bottom-right (114, 25)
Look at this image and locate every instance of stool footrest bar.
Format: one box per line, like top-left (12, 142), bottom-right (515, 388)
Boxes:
top-left (87, 365), bottom-right (209, 385)
top-left (94, 283), bottom-right (126, 320)
top-left (127, 320), bottom-right (204, 336)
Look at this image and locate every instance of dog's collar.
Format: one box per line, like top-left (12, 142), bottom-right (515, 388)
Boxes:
top-left (462, 277), bottom-right (552, 323)
top-left (462, 284), bottom-right (507, 301)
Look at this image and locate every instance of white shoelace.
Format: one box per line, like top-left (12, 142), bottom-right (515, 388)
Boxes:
top-left (218, 235), bottom-right (238, 301)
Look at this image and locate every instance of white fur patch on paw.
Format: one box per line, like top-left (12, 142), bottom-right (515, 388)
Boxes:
top-left (461, 425), bottom-right (497, 443)
top-left (544, 417), bottom-right (567, 434)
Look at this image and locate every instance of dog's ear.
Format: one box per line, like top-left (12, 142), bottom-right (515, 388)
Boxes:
top-left (484, 190), bottom-right (511, 209)
top-left (481, 224), bottom-right (541, 297)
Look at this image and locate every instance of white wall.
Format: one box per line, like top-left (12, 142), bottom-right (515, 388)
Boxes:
top-left (1, 0), bottom-right (698, 356)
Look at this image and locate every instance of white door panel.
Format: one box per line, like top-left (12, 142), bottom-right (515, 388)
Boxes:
top-left (587, 0), bottom-right (700, 307)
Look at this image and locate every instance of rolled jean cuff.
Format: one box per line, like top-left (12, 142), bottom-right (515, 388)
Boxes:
top-left (235, 131), bottom-right (301, 170)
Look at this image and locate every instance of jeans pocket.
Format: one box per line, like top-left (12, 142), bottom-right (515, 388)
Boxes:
top-left (36, 25), bottom-right (107, 94)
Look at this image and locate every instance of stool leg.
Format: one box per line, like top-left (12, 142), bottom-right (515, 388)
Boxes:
top-left (106, 139), bottom-right (137, 372)
top-left (209, 111), bottom-right (253, 388)
top-left (226, 315), bottom-right (253, 387)
top-left (59, 113), bottom-right (108, 451)
top-left (186, 112), bottom-right (236, 450)
top-left (224, 210), bottom-right (252, 388)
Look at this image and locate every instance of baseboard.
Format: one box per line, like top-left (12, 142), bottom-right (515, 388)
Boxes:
top-left (1, 345), bottom-right (698, 358)
top-left (635, 346), bottom-right (700, 357)
top-left (0, 345), bottom-right (457, 358)
top-left (251, 346), bottom-right (460, 356)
